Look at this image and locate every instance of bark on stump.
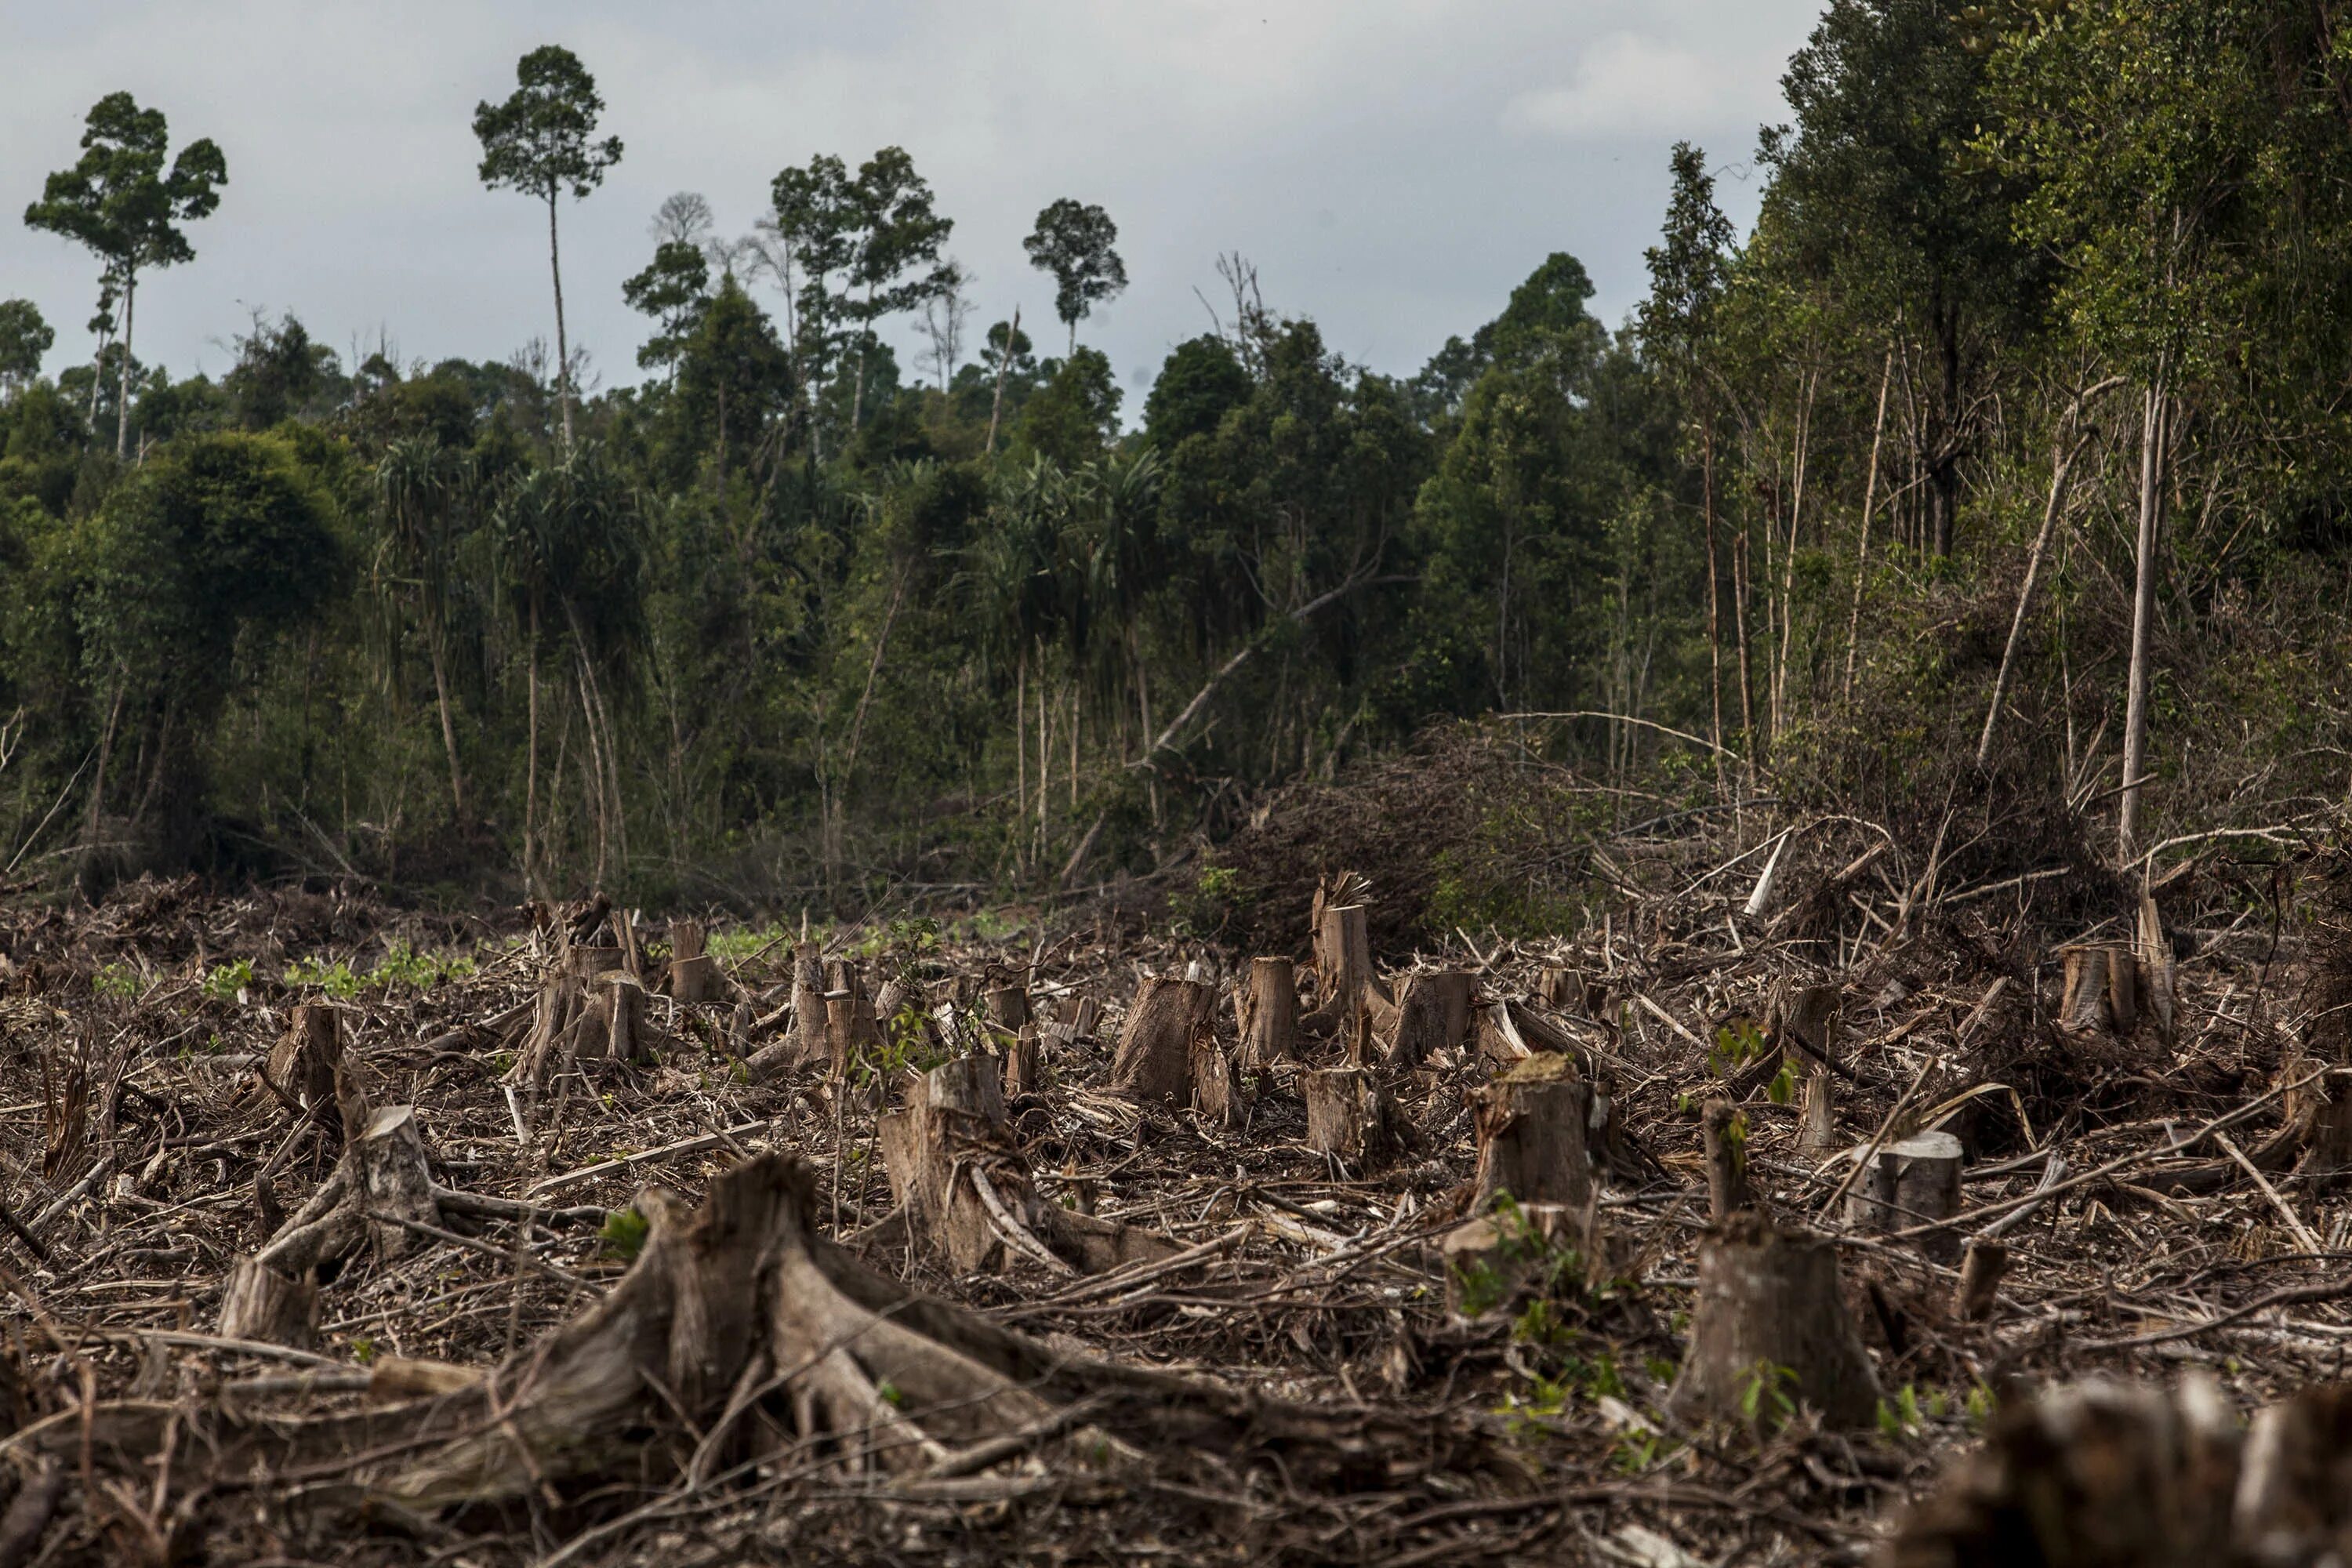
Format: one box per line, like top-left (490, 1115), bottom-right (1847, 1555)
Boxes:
top-left (219, 1255), bottom-right (320, 1348)
top-left (1846, 1131), bottom-right (1964, 1261)
top-left (826, 960), bottom-right (884, 1075)
top-left (880, 1057), bottom-right (1172, 1276)
top-left (1667, 1213), bottom-right (1880, 1431)
top-left (1953, 1240), bottom-right (2009, 1321)
top-left (1304, 1066), bottom-right (1404, 1166)
top-left (1003, 1023), bottom-right (1042, 1100)
top-left (1108, 977), bottom-right (1214, 1104)
top-left (263, 1004), bottom-right (343, 1133)
top-left (667, 920), bottom-right (719, 1004)
top-left (983, 981), bottom-right (1031, 1032)
top-left (1469, 1053), bottom-right (1591, 1211)
top-left (790, 942), bottom-right (830, 1071)
top-left (1308, 901), bottom-right (1390, 1032)
top-left (1190, 1022), bottom-right (1240, 1130)
top-left (1382, 970), bottom-right (1473, 1072)
top-left (2060, 943), bottom-right (2136, 1035)
top-left (1236, 956), bottom-right (1298, 1071)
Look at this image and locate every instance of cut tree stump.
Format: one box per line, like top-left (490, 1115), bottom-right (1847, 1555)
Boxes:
top-left (1772, 982), bottom-right (1840, 1153)
top-left (1190, 1020), bottom-right (1240, 1129)
top-left (218, 1255), bottom-right (320, 1348)
top-left (263, 1004), bottom-right (343, 1133)
top-left (1886, 1377), bottom-right (2239, 1568)
top-left (1667, 1212), bottom-right (1880, 1430)
top-left (1441, 1201), bottom-right (1585, 1319)
top-left (1700, 1098), bottom-right (1755, 1221)
top-left (1236, 956), bottom-right (1298, 1071)
top-left (1845, 1130), bottom-right (1964, 1261)
top-left (2060, 942), bottom-right (2136, 1034)
top-left (2287, 1055), bottom-right (2352, 1186)
top-left (1469, 1053), bottom-right (1591, 1210)
top-left (984, 980), bottom-right (1031, 1031)
top-left (1382, 971), bottom-right (1473, 1072)
top-left (2137, 893), bottom-right (2176, 1043)
top-left (1108, 976), bottom-right (1214, 1103)
top-left (826, 960), bottom-right (884, 1074)
top-left (1004, 1023), bottom-right (1042, 1099)
top-left (880, 1058), bottom-right (1175, 1276)
top-left (1953, 1239), bottom-right (2008, 1320)
top-left (790, 942), bottom-right (830, 1071)
top-left (667, 920), bottom-right (719, 1004)
top-left (1307, 898), bottom-right (1391, 1033)
top-left (1304, 1066), bottom-right (1404, 1166)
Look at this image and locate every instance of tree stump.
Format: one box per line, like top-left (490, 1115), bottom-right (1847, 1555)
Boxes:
top-left (1469, 1053), bottom-right (1591, 1210)
top-left (1441, 1201), bottom-right (1582, 1319)
top-left (1845, 1131), bottom-right (1964, 1260)
top-left (825, 960), bottom-right (883, 1075)
top-left (219, 1255), bottom-right (319, 1348)
top-left (1382, 971), bottom-right (1473, 1071)
top-left (880, 1057), bottom-right (1171, 1275)
top-left (790, 942), bottom-right (830, 1072)
top-left (1771, 982), bottom-right (1840, 1153)
top-left (2137, 893), bottom-right (2176, 1043)
top-left (1536, 964), bottom-right (1584, 1012)
top-left (1953, 1239), bottom-right (2008, 1321)
top-left (667, 920), bottom-right (719, 1004)
top-left (1304, 1066), bottom-right (1403, 1166)
top-left (1004, 1024), bottom-right (1042, 1100)
top-left (1886, 1377), bottom-right (2239, 1568)
top-left (984, 981), bottom-right (1031, 1032)
top-left (2060, 943), bottom-right (2136, 1035)
top-left (1108, 977), bottom-right (1214, 1103)
top-left (1236, 956), bottom-right (1298, 1071)
top-left (1667, 1213), bottom-right (1880, 1430)
top-left (263, 1004), bottom-right (343, 1132)
top-left (1309, 901), bottom-right (1390, 1029)
top-left (2288, 1056), bottom-right (2352, 1187)
top-left (1190, 1021), bottom-right (1240, 1129)
top-left (593, 970), bottom-right (652, 1065)
top-left (1700, 1098), bottom-right (1755, 1221)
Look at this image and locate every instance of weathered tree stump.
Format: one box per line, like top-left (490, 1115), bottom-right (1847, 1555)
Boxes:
top-left (1190, 1021), bottom-right (1240, 1129)
top-left (790, 941), bottom-right (830, 1071)
top-left (1886, 1377), bottom-right (2239, 1568)
top-left (1469, 1053), bottom-right (1591, 1210)
top-left (1667, 1213), bottom-right (1880, 1430)
top-left (1004, 1023), bottom-right (1042, 1100)
top-left (263, 1003), bottom-right (343, 1132)
top-left (2060, 942), bottom-right (2136, 1035)
top-left (219, 1255), bottom-right (320, 1348)
top-left (1700, 1097), bottom-right (1755, 1221)
top-left (1308, 900), bottom-right (1390, 1031)
top-left (2137, 893), bottom-right (2176, 1043)
top-left (2289, 1056), bottom-right (2352, 1187)
top-left (1108, 976), bottom-right (1214, 1103)
top-left (1441, 1200), bottom-right (1582, 1319)
top-left (666, 920), bottom-right (719, 1004)
top-left (1845, 1130), bottom-right (1964, 1260)
top-left (1536, 964), bottom-right (1584, 1012)
top-left (1772, 982), bottom-right (1840, 1153)
top-left (1382, 970), bottom-right (1473, 1071)
top-left (1953, 1239), bottom-right (2008, 1321)
top-left (984, 980), bottom-right (1031, 1032)
top-left (825, 960), bottom-right (884, 1074)
top-left (1304, 1066), bottom-right (1404, 1166)
top-left (880, 1057), bottom-right (1172, 1275)
top-left (1236, 956), bottom-right (1298, 1071)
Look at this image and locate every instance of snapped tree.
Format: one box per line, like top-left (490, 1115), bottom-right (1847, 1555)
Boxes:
top-left (474, 45), bottom-right (622, 455)
top-left (23, 92), bottom-right (225, 460)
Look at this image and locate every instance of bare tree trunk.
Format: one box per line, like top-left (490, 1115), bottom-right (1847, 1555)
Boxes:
top-left (1703, 422), bottom-right (1725, 789)
top-left (985, 307), bottom-right (1019, 456)
top-left (525, 597), bottom-right (540, 895)
top-left (1014, 648), bottom-right (1027, 875)
top-left (1732, 528), bottom-right (1755, 757)
top-left (1842, 349), bottom-right (1893, 705)
top-left (429, 637), bottom-right (466, 822)
top-left (1772, 366), bottom-right (1817, 734)
top-left (547, 193), bottom-right (574, 454)
top-left (2119, 380), bottom-right (2166, 863)
top-left (114, 272), bottom-right (136, 461)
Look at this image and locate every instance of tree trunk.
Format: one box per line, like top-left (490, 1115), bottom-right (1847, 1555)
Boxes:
top-left (524, 597), bottom-right (541, 897)
top-left (219, 1256), bottom-right (319, 1348)
top-left (1108, 977), bottom-right (1213, 1104)
top-left (1303, 1066), bottom-right (1403, 1166)
top-left (428, 636), bottom-right (466, 822)
top-left (547, 191), bottom-right (574, 453)
top-left (1236, 956), bottom-right (1298, 1071)
top-left (1845, 1131), bottom-right (1963, 1261)
top-left (1668, 1213), bottom-right (1880, 1430)
top-left (1381, 970), bottom-right (1472, 1072)
top-left (985, 307), bottom-right (1019, 456)
top-left (1704, 420), bottom-right (1724, 775)
top-left (2119, 381), bottom-right (2165, 862)
top-left (1843, 349), bottom-right (1893, 705)
top-left (114, 270), bottom-right (135, 461)
top-left (1469, 1053), bottom-right (1591, 1210)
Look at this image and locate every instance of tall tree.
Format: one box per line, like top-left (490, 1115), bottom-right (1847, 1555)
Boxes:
top-left (622, 238), bottom-right (712, 379)
top-left (1024, 199), bottom-right (1128, 356)
top-left (474, 45), bottom-right (622, 455)
top-left (845, 147), bottom-right (953, 431)
top-left (24, 92), bottom-right (226, 460)
top-left (0, 299), bottom-right (53, 401)
top-left (1639, 143), bottom-right (1737, 759)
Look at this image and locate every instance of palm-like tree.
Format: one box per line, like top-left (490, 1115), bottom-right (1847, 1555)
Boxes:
top-left (376, 437), bottom-right (470, 822)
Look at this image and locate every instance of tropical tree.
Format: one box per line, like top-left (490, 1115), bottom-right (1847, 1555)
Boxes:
top-left (1024, 199), bottom-right (1128, 355)
top-left (474, 45), bottom-right (623, 454)
top-left (24, 92), bottom-right (226, 459)
top-left (376, 437), bottom-right (472, 821)
top-left (0, 300), bottom-right (52, 401)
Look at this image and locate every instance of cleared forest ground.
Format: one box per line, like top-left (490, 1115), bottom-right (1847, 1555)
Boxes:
top-left (0, 815), bottom-right (2339, 1566)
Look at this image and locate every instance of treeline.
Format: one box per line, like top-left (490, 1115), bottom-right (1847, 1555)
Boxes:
top-left (7, 3), bottom-right (2352, 911)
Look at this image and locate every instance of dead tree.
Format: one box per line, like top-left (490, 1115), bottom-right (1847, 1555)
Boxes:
top-left (1382, 970), bottom-right (1472, 1072)
top-left (880, 1056), bottom-right (1174, 1275)
top-left (1236, 956), bottom-right (1298, 1070)
top-left (2059, 942), bottom-right (2137, 1035)
top-left (1305, 895), bottom-right (1390, 1034)
top-left (1469, 1053), bottom-right (1591, 1210)
top-left (1108, 976), bottom-right (1214, 1103)
top-left (1667, 1213), bottom-right (1880, 1430)
top-left (983, 978), bottom-right (1032, 1032)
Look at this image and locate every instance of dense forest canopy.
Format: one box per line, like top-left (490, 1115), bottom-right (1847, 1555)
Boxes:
top-left (7, 5), bottom-right (2352, 916)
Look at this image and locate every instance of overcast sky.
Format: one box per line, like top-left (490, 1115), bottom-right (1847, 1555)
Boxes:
top-left (2, 1), bottom-right (1823, 405)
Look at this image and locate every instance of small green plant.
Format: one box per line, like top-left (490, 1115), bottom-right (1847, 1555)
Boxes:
top-left (1877, 1383), bottom-right (1928, 1442)
top-left (92, 962), bottom-right (144, 1000)
top-left (1612, 1428), bottom-right (1673, 1474)
top-left (1709, 1018), bottom-right (1767, 1079)
top-left (285, 956), bottom-right (361, 999)
top-left (1964, 1381), bottom-right (1998, 1430)
top-left (350, 1336), bottom-right (377, 1365)
top-left (202, 958), bottom-right (254, 1002)
top-left (877, 1378), bottom-right (903, 1407)
top-left (1766, 1061), bottom-right (1798, 1105)
top-left (598, 1207), bottom-right (652, 1262)
top-left (1737, 1360), bottom-right (1799, 1436)
top-left (369, 941), bottom-right (475, 989)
